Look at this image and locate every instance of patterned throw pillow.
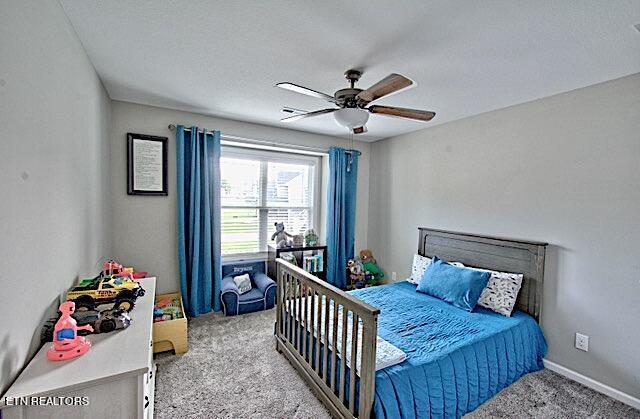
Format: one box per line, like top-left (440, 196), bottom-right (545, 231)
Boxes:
top-left (476, 271), bottom-right (523, 316)
top-left (408, 254), bottom-right (431, 284)
top-left (408, 255), bottom-right (466, 284)
top-left (233, 273), bottom-right (252, 295)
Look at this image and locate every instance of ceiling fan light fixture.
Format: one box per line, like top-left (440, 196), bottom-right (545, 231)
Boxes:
top-left (333, 108), bottom-right (369, 129)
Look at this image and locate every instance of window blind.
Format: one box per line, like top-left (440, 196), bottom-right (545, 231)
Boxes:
top-left (220, 149), bottom-right (318, 256)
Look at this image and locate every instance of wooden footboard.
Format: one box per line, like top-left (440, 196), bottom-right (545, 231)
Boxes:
top-left (275, 259), bottom-right (380, 419)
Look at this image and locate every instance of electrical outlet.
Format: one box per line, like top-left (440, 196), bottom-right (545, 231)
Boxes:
top-left (392, 272), bottom-right (397, 282)
top-left (575, 333), bottom-right (589, 351)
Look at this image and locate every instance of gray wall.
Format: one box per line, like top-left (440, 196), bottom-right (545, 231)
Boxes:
top-left (110, 101), bottom-right (371, 294)
top-left (0, 1), bottom-right (112, 394)
top-left (368, 73), bottom-right (640, 398)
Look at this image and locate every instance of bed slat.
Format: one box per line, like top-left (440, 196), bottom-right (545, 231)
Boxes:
top-left (348, 313), bottom-right (359, 414)
top-left (331, 298), bottom-right (338, 392)
top-left (339, 307), bottom-right (348, 405)
top-left (314, 290), bottom-right (321, 373)
top-left (302, 282), bottom-right (307, 359)
top-left (323, 294), bottom-right (330, 380)
top-left (296, 277), bottom-right (302, 351)
top-left (358, 314), bottom-right (377, 418)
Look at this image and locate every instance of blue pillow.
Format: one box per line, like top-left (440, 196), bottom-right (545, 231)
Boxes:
top-left (416, 256), bottom-right (491, 312)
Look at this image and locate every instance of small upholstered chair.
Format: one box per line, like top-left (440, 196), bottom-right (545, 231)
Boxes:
top-left (220, 262), bottom-right (276, 316)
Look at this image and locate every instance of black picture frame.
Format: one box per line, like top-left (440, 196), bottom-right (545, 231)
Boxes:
top-left (127, 133), bottom-right (168, 196)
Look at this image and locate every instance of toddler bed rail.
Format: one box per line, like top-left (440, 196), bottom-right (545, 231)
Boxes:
top-left (275, 259), bottom-right (380, 419)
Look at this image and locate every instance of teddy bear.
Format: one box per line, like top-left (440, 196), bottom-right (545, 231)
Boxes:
top-left (359, 249), bottom-right (384, 284)
top-left (271, 222), bottom-right (293, 248)
top-left (359, 249), bottom-right (376, 264)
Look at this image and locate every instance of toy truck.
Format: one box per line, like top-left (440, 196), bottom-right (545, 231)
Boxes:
top-left (67, 275), bottom-right (145, 312)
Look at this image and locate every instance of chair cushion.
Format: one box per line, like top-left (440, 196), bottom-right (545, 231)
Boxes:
top-left (237, 287), bottom-right (264, 303)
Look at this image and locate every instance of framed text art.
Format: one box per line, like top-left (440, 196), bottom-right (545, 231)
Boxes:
top-left (127, 133), bottom-right (168, 196)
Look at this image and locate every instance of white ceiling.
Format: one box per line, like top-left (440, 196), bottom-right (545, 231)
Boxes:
top-left (61, 0), bottom-right (640, 142)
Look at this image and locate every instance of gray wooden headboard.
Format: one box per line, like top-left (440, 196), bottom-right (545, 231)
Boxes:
top-left (418, 227), bottom-right (547, 322)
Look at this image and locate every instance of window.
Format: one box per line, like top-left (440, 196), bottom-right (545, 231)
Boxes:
top-left (220, 146), bottom-right (320, 256)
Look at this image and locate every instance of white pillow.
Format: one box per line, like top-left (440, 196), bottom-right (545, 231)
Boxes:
top-left (233, 273), bottom-right (252, 295)
top-left (408, 255), bottom-right (466, 284)
top-left (408, 254), bottom-right (431, 284)
top-left (464, 266), bottom-right (523, 316)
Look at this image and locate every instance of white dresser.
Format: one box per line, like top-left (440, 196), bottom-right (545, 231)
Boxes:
top-left (1, 277), bottom-right (157, 419)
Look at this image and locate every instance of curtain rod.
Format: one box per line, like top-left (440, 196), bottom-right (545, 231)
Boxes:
top-left (167, 124), bottom-right (360, 156)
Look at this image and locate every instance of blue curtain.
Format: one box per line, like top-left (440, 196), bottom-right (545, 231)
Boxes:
top-left (326, 146), bottom-right (359, 289)
top-left (176, 125), bottom-right (222, 317)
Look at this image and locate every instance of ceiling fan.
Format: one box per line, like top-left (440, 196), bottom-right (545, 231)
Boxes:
top-left (276, 70), bottom-right (435, 134)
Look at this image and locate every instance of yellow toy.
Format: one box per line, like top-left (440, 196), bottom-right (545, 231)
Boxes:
top-left (67, 276), bottom-right (145, 312)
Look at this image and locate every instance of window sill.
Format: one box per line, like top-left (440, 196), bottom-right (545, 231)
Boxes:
top-left (221, 252), bottom-right (268, 264)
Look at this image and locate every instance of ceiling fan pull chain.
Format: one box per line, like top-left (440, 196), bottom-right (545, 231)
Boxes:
top-left (347, 131), bottom-right (354, 173)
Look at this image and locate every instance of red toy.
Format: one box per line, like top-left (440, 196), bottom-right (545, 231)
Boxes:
top-left (102, 259), bottom-right (146, 281)
top-left (103, 260), bottom-right (123, 276)
top-left (46, 301), bottom-right (93, 361)
top-left (132, 271), bottom-right (148, 280)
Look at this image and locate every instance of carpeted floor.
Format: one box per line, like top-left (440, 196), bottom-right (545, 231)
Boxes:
top-left (154, 309), bottom-right (638, 419)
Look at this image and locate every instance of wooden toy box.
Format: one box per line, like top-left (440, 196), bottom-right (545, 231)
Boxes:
top-left (153, 292), bottom-right (188, 355)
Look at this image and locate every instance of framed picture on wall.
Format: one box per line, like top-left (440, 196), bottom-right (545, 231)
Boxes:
top-left (127, 133), bottom-right (168, 196)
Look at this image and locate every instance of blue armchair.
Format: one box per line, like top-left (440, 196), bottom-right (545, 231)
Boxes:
top-left (220, 262), bottom-right (276, 316)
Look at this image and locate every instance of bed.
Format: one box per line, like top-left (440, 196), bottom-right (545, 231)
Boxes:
top-left (275, 228), bottom-right (548, 418)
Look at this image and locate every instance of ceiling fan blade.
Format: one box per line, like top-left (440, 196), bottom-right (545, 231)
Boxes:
top-left (280, 108), bottom-right (337, 123)
top-left (352, 126), bottom-right (367, 134)
top-left (369, 105), bottom-right (435, 121)
top-left (276, 82), bottom-right (336, 102)
top-left (356, 74), bottom-right (413, 103)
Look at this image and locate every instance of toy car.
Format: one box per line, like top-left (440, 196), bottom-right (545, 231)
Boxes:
top-left (67, 275), bottom-right (145, 312)
top-left (41, 308), bottom-right (132, 344)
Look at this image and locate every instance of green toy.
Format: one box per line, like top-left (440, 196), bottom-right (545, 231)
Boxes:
top-left (359, 249), bottom-right (384, 284)
top-left (363, 261), bottom-right (384, 283)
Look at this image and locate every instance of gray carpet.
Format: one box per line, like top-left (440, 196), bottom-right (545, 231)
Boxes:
top-left (154, 309), bottom-right (638, 419)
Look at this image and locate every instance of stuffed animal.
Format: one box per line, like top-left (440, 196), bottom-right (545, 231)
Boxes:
top-left (347, 259), bottom-right (365, 284)
top-left (271, 222), bottom-right (293, 248)
top-left (359, 249), bottom-right (376, 264)
top-left (359, 249), bottom-right (384, 284)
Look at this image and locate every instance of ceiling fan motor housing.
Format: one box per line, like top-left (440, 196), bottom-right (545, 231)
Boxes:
top-left (334, 88), bottom-right (363, 108)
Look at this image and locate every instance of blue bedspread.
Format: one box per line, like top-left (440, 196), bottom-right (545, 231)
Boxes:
top-left (350, 281), bottom-right (547, 419)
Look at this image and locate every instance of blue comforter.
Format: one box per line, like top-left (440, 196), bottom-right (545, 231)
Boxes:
top-left (350, 281), bottom-right (547, 418)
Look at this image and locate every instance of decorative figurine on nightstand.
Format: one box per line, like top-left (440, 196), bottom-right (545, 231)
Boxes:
top-left (46, 301), bottom-right (93, 361)
top-left (271, 222), bottom-right (294, 248)
top-left (304, 229), bottom-right (319, 246)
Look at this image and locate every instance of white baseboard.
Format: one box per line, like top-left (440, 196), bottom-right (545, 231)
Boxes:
top-left (543, 359), bottom-right (640, 410)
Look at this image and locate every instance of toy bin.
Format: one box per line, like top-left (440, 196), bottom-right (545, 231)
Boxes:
top-left (152, 292), bottom-right (188, 355)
